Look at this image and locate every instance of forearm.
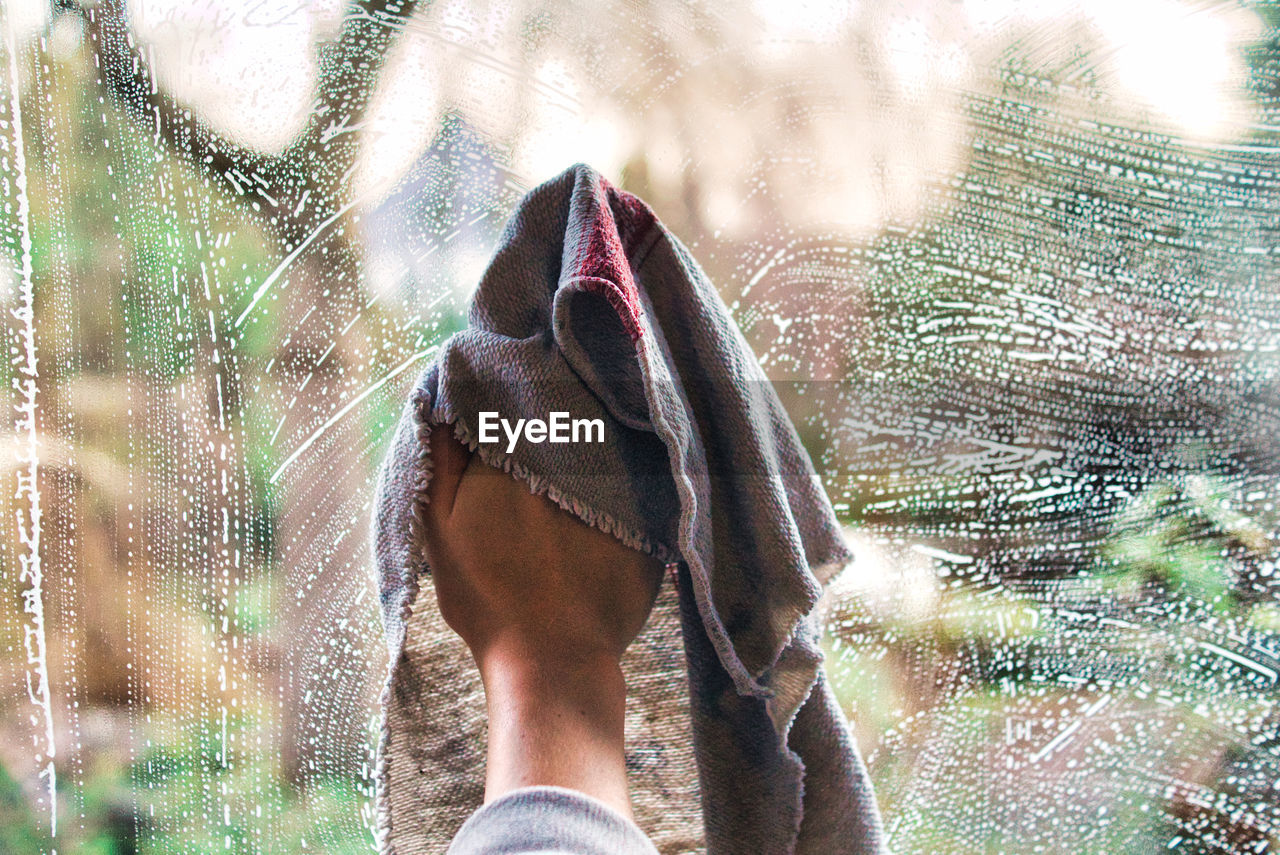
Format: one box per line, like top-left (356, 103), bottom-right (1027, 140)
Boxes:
top-left (478, 645), bottom-right (632, 818)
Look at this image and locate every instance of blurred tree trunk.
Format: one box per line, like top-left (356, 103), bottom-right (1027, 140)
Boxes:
top-left (81, 0), bottom-right (422, 783)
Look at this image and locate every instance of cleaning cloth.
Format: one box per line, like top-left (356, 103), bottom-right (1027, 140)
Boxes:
top-left (372, 163), bottom-right (887, 854)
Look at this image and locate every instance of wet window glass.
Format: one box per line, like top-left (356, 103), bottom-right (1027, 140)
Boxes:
top-left (2, 0), bottom-right (1278, 850)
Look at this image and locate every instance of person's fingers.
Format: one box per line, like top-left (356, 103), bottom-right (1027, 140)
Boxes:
top-left (424, 424), bottom-right (471, 523)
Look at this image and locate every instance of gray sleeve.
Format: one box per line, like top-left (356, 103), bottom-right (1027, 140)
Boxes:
top-left (445, 786), bottom-right (661, 855)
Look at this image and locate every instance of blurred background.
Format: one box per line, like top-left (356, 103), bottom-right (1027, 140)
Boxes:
top-left (2, 0), bottom-right (1280, 851)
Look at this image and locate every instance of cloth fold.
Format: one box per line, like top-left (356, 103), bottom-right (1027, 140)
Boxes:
top-left (373, 163), bottom-right (886, 854)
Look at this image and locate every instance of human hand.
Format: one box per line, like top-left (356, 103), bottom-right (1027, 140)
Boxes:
top-left (420, 424), bottom-right (664, 671)
top-left (418, 424), bottom-right (665, 814)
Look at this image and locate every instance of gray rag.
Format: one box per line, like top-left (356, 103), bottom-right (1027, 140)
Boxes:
top-left (372, 163), bottom-right (887, 855)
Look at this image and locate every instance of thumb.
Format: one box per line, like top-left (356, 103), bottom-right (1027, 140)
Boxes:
top-left (424, 423), bottom-right (471, 523)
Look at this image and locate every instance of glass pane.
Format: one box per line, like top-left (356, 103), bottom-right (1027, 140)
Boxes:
top-left (1, 0), bottom-right (1277, 850)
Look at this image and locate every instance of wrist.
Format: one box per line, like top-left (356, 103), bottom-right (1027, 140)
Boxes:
top-left (478, 643), bottom-right (627, 729)
top-left (473, 631), bottom-right (622, 680)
